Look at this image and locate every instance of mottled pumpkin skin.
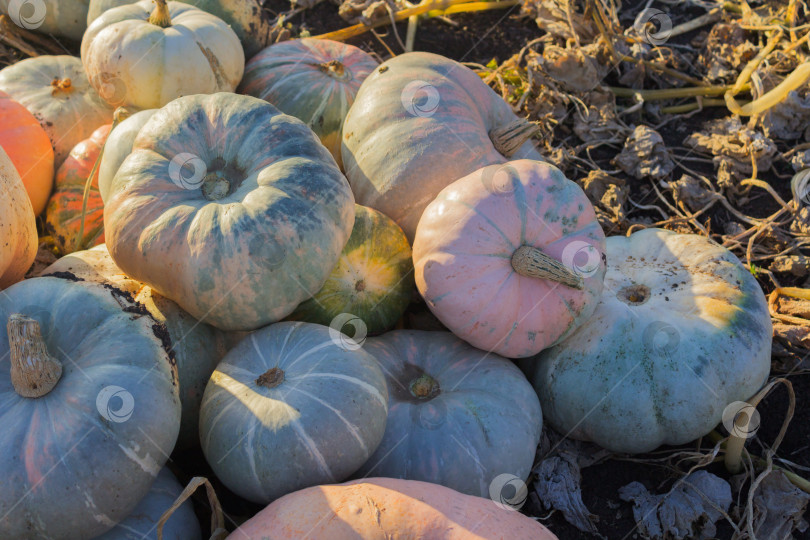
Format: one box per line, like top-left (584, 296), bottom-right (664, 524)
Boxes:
top-left (0, 0), bottom-right (90, 41)
top-left (230, 478), bottom-right (559, 540)
top-left (104, 93), bottom-right (355, 331)
top-left (414, 160), bottom-right (606, 358)
top-left (341, 52), bottom-right (544, 241)
top-left (240, 39), bottom-right (378, 169)
top-left (0, 147), bottom-right (37, 290)
top-left (355, 330), bottom-right (542, 498)
top-left (0, 90), bottom-right (54, 216)
top-left (82, 1), bottom-right (244, 110)
top-left (87, 0), bottom-right (273, 57)
top-left (0, 277), bottom-right (180, 539)
top-left (98, 109), bottom-right (157, 203)
top-left (94, 467), bottom-right (200, 540)
top-left (44, 244), bottom-right (226, 450)
top-left (526, 229), bottom-right (772, 453)
top-left (46, 124), bottom-right (110, 255)
top-left (200, 322), bottom-right (389, 504)
top-left (288, 204), bottom-right (413, 334)
top-left (0, 55), bottom-right (113, 167)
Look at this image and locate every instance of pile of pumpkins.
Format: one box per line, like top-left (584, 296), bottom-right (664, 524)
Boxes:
top-left (0, 1), bottom-right (774, 538)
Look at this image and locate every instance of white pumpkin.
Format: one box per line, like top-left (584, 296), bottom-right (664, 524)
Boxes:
top-left (0, 146), bottom-right (37, 290)
top-left (0, 55), bottom-right (114, 166)
top-left (98, 108), bottom-right (158, 203)
top-left (81, 0), bottom-right (244, 110)
top-left (525, 229), bottom-right (772, 453)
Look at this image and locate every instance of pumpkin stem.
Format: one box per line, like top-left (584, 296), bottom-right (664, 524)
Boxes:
top-left (511, 245), bottom-right (584, 289)
top-left (149, 0), bottom-right (172, 27)
top-left (489, 118), bottom-right (541, 158)
top-left (256, 367), bottom-right (285, 389)
top-left (317, 60), bottom-right (349, 80)
top-left (410, 373), bottom-right (440, 399)
top-left (7, 315), bottom-right (62, 398)
top-left (50, 77), bottom-right (73, 96)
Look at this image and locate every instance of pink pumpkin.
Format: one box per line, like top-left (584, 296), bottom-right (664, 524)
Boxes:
top-left (413, 159), bottom-right (606, 358)
top-left (229, 477), bottom-right (558, 540)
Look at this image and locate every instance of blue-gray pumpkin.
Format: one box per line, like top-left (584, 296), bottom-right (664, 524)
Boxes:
top-left (199, 322), bottom-right (388, 504)
top-left (354, 330), bottom-right (543, 498)
top-left (0, 277), bottom-right (180, 539)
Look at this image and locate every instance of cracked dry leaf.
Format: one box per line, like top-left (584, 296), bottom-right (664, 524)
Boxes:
top-left (698, 23), bottom-right (758, 83)
top-left (790, 151), bottom-right (810, 172)
top-left (773, 323), bottom-right (810, 351)
top-left (770, 255), bottom-right (810, 277)
top-left (619, 470), bottom-right (732, 540)
top-left (579, 170), bottom-right (628, 222)
top-left (618, 42), bottom-right (690, 90)
top-left (684, 117), bottom-right (777, 191)
top-left (521, 0), bottom-right (597, 42)
top-left (772, 292), bottom-right (810, 321)
top-left (791, 206), bottom-right (810, 235)
top-left (613, 125), bottom-right (675, 180)
top-left (338, 0), bottom-right (403, 25)
top-left (749, 470), bottom-right (810, 540)
top-left (572, 89), bottom-right (627, 144)
top-left (539, 46), bottom-right (600, 93)
top-left (668, 175), bottom-right (715, 213)
top-left (534, 456), bottom-right (599, 534)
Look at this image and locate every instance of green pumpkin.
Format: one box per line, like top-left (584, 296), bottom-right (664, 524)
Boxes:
top-left (103, 92), bottom-right (355, 332)
top-left (87, 0), bottom-right (273, 57)
top-left (288, 204), bottom-right (413, 335)
top-left (0, 277), bottom-right (180, 539)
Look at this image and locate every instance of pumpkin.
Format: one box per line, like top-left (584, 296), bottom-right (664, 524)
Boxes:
top-left (45, 123), bottom-right (110, 254)
top-left (240, 38), bottom-right (378, 169)
top-left (0, 147), bottom-right (37, 290)
top-left (44, 244), bottom-right (226, 450)
top-left (0, 0), bottom-right (90, 41)
top-left (341, 51), bottom-right (544, 241)
top-left (287, 204), bottom-right (413, 335)
top-left (82, 0), bottom-right (244, 110)
top-left (525, 228), bottom-right (772, 454)
top-left (98, 108), bottom-right (157, 203)
top-left (104, 92), bottom-right (355, 331)
top-left (354, 330), bottom-right (542, 498)
top-left (87, 0), bottom-right (273, 58)
top-left (0, 55), bottom-right (113, 167)
top-left (95, 467), bottom-right (200, 540)
top-left (200, 321), bottom-right (389, 504)
top-left (229, 478), bottom-right (559, 539)
top-left (0, 276), bottom-right (180, 538)
top-left (413, 159), bottom-right (606, 358)
top-left (0, 90), bottom-right (54, 216)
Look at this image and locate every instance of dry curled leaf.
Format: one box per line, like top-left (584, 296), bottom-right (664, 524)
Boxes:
top-left (760, 89), bottom-right (810, 141)
top-left (579, 170), bottom-right (628, 226)
top-left (748, 470), bottom-right (810, 540)
top-left (338, 0), bottom-right (403, 25)
top-left (539, 46), bottom-right (601, 93)
top-left (619, 470), bottom-right (732, 540)
top-left (684, 117), bottom-right (777, 192)
top-left (770, 255), bottom-right (810, 277)
top-left (521, 0), bottom-right (597, 43)
top-left (613, 125), bottom-right (675, 180)
top-left (572, 89), bottom-right (628, 144)
top-left (698, 23), bottom-right (758, 83)
top-left (668, 174), bottom-right (715, 213)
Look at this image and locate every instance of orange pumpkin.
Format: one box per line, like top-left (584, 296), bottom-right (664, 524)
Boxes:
top-left (229, 478), bottom-right (559, 539)
top-left (0, 90), bottom-right (54, 216)
top-left (45, 124), bottom-right (110, 254)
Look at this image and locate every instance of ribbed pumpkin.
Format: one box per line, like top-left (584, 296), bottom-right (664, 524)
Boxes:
top-left (287, 204), bottom-right (413, 335)
top-left (200, 322), bottom-right (389, 504)
top-left (342, 52), bottom-right (544, 241)
top-left (413, 159), bottom-right (606, 358)
top-left (44, 244), bottom-right (226, 450)
top-left (0, 147), bottom-right (37, 290)
top-left (98, 108), bottom-right (157, 203)
top-left (0, 55), bottom-right (113, 167)
top-left (82, 0), bottom-right (244, 110)
top-left (45, 124), bottom-right (110, 255)
top-left (240, 38), bottom-right (378, 169)
top-left (0, 90), bottom-right (54, 216)
top-left (95, 468), bottom-right (200, 540)
top-left (354, 330), bottom-right (542, 498)
top-left (230, 478), bottom-right (559, 539)
top-left (0, 0), bottom-right (90, 41)
top-left (526, 229), bottom-right (772, 453)
top-left (104, 92), bottom-right (355, 331)
top-left (87, 0), bottom-right (273, 57)
top-left (0, 277), bottom-right (180, 539)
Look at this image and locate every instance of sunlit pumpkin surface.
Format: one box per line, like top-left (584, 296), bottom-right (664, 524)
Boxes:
top-left (527, 228), bottom-right (772, 453)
